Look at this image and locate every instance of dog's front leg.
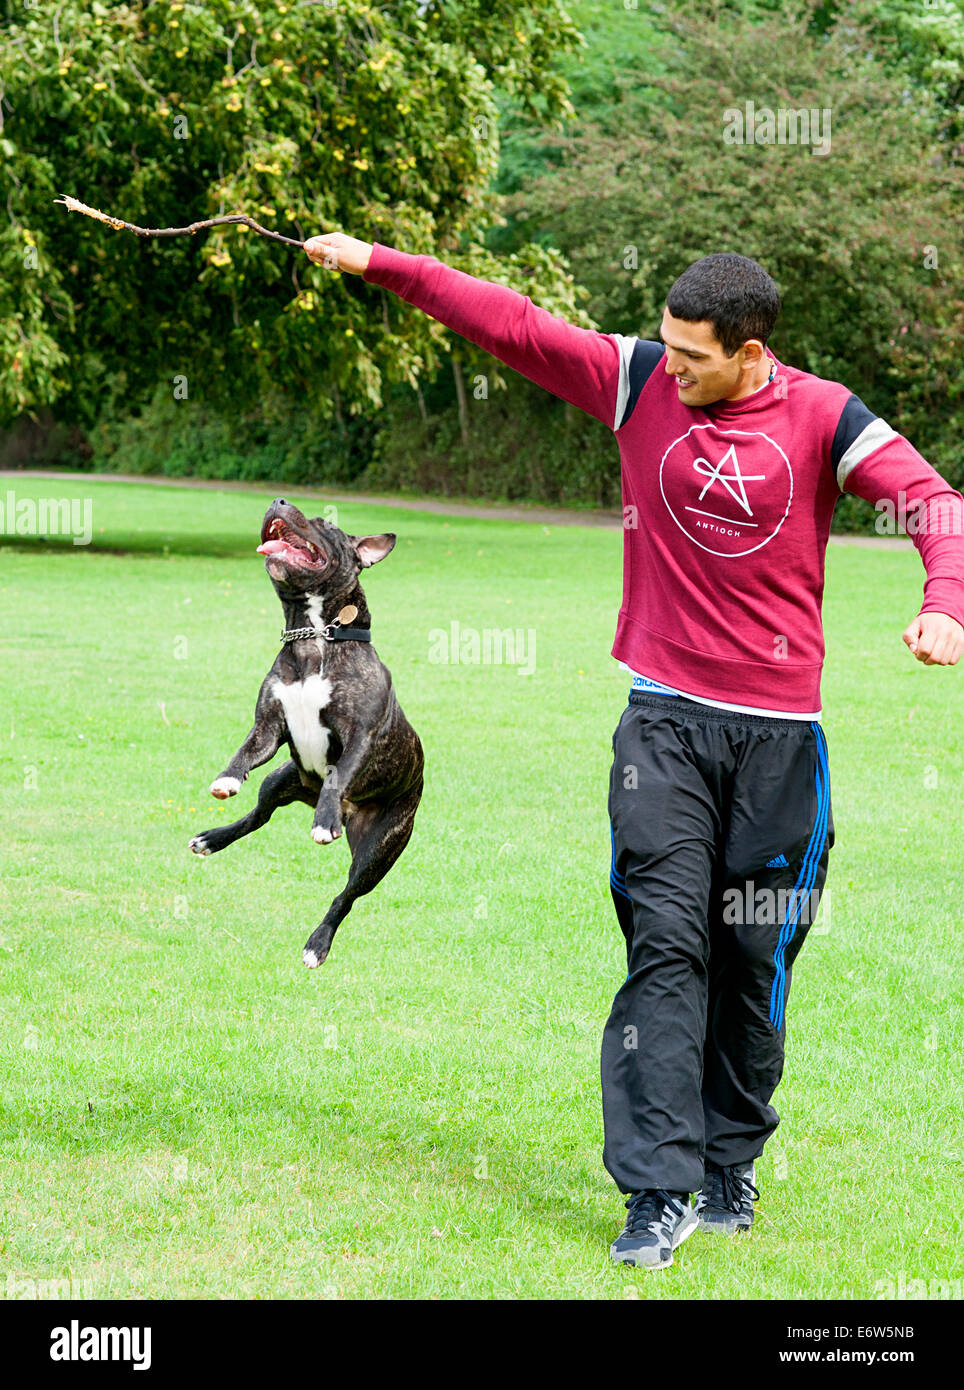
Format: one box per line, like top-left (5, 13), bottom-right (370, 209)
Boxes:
top-left (309, 732), bottom-right (371, 843)
top-left (210, 687), bottom-right (285, 799)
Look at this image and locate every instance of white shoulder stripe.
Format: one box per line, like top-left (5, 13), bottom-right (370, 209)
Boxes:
top-left (613, 333), bottom-right (638, 432)
top-left (836, 417), bottom-right (898, 489)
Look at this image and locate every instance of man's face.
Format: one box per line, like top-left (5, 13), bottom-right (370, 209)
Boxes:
top-left (659, 308), bottom-right (765, 407)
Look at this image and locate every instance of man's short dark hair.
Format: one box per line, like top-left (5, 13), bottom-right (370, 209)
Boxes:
top-left (666, 253), bottom-right (780, 357)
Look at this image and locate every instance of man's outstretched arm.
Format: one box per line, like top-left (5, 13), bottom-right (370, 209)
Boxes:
top-left (304, 231), bottom-right (629, 431)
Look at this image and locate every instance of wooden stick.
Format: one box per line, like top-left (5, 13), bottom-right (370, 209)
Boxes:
top-left (54, 194), bottom-right (306, 248)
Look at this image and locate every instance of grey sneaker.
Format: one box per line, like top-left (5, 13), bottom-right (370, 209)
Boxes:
top-left (694, 1160), bottom-right (760, 1234)
top-left (610, 1188), bottom-right (698, 1269)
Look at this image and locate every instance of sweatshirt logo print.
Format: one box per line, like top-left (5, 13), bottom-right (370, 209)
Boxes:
top-left (694, 444), bottom-right (762, 516)
top-left (659, 425), bottom-right (794, 557)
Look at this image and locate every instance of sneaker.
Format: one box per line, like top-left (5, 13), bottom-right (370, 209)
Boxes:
top-left (694, 1160), bottom-right (760, 1234)
top-left (610, 1188), bottom-right (698, 1269)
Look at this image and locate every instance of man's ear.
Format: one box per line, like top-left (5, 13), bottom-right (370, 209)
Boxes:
top-left (740, 337), bottom-right (767, 369)
top-left (353, 533), bottom-right (396, 567)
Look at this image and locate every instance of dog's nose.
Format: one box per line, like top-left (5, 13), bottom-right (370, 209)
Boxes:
top-left (273, 497), bottom-right (287, 507)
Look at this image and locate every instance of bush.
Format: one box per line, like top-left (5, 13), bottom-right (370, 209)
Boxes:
top-left (88, 388), bottom-right (376, 489)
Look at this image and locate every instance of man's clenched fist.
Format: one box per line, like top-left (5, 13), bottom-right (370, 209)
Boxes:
top-left (303, 232), bottom-right (373, 276)
top-left (902, 611), bottom-right (964, 665)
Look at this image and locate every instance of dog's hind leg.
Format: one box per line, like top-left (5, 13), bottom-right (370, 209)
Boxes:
top-left (190, 760), bottom-right (314, 856)
top-left (302, 781), bottom-right (422, 967)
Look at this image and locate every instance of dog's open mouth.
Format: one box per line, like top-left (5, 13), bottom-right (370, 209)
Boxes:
top-left (257, 517), bottom-right (326, 568)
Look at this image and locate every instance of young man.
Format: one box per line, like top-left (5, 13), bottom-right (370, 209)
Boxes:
top-left (304, 232), bottom-right (964, 1269)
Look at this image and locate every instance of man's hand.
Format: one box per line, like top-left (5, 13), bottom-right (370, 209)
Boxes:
top-left (303, 232), bottom-right (373, 276)
top-left (902, 612), bottom-right (964, 665)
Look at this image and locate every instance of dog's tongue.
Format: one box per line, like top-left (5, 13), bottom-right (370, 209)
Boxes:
top-left (257, 539), bottom-right (288, 554)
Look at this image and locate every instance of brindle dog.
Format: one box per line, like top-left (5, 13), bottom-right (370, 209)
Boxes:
top-left (189, 500), bottom-right (423, 967)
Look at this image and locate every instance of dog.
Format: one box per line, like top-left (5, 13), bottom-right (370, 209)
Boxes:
top-left (189, 499), bottom-right (424, 967)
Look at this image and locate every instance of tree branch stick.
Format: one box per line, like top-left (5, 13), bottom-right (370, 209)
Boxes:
top-left (54, 195), bottom-right (307, 249)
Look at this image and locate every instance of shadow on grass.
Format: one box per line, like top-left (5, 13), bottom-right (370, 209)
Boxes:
top-left (14, 1069), bottom-right (618, 1252)
top-left (0, 535), bottom-right (258, 561)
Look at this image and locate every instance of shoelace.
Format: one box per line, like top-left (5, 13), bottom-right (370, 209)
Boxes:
top-left (623, 1188), bottom-right (682, 1234)
top-left (715, 1163), bottom-right (761, 1214)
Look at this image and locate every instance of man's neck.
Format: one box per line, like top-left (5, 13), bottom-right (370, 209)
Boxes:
top-left (727, 354), bottom-right (775, 402)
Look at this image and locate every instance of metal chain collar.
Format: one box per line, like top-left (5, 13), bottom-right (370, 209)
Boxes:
top-left (280, 622), bottom-right (371, 645)
top-left (282, 625), bottom-right (334, 644)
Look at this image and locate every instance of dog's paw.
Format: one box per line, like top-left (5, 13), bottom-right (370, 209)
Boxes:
top-left (189, 834), bottom-right (212, 856)
top-left (311, 824), bottom-right (342, 844)
top-left (210, 776), bottom-right (242, 799)
top-left (303, 925), bottom-right (335, 968)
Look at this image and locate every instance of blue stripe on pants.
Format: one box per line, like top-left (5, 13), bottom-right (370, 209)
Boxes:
top-left (768, 721), bottom-right (830, 1030)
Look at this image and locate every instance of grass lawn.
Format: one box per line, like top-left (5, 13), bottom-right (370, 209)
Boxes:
top-left (0, 475), bottom-right (960, 1300)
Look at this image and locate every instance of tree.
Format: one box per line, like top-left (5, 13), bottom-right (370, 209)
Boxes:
top-left (504, 2), bottom-right (964, 484)
top-left (0, 0), bottom-right (591, 426)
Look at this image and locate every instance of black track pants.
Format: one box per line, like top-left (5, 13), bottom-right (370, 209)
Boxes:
top-left (602, 691), bottom-right (834, 1196)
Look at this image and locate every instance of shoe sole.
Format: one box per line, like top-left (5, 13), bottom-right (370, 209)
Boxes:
top-left (697, 1214), bottom-right (753, 1235)
top-left (610, 1207), bottom-right (700, 1270)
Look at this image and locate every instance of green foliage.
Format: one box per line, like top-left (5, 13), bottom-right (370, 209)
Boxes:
top-left (504, 2), bottom-right (964, 487)
top-left (85, 372), bottom-right (620, 506)
top-left (5, 0), bottom-right (963, 525)
top-left (666, 0), bottom-right (964, 138)
top-left (89, 385), bottom-right (376, 486)
top-left (0, 202), bottom-right (74, 419)
top-left (487, 0), bottom-right (670, 256)
top-left (0, 0), bottom-right (584, 425)
top-left (364, 377), bottom-right (619, 506)
top-left (832, 0), bottom-right (964, 141)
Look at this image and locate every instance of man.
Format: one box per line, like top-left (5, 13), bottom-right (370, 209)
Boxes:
top-left (304, 232), bottom-right (964, 1269)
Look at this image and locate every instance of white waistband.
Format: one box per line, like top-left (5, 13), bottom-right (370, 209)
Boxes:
top-left (619, 664), bottom-right (821, 721)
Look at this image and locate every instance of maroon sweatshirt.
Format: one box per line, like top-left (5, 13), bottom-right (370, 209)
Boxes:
top-left (363, 242), bottom-right (964, 714)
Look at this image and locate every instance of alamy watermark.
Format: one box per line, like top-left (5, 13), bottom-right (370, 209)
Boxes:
top-left (0, 490), bottom-right (93, 546)
top-left (872, 1274), bottom-right (962, 1300)
top-left (874, 491), bottom-right (964, 537)
top-left (428, 621), bottom-right (536, 676)
top-left (723, 101), bottom-right (831, 157)
top-left (3, 1272), bottom-right (97, 1299)
top-left (723, 881), bottom-right (830, 934)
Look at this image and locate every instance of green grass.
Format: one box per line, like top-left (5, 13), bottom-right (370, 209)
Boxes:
top-left (0, 476), bottom-right (961, 1299)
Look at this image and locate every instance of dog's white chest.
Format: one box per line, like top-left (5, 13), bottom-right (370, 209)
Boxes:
top-left (273, 674), bottom-right (334, 776)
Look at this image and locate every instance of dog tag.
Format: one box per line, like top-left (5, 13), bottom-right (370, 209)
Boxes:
top-left (337, 604), bottom-right (358, 625)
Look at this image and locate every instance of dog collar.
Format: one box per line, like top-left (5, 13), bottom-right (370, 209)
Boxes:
top-left (281, 623), bottom-right (371, 645)
top-left (281, 603), bottom-right (370, 645)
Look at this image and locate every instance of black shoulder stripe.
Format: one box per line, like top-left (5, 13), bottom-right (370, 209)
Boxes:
top-left (831, 393), bottom-right (876, 472)
top-left (617, 340), bottom-right (665, 431)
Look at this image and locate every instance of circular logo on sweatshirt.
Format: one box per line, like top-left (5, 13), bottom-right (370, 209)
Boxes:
top-left (659, 425), bottom-right (793, 557)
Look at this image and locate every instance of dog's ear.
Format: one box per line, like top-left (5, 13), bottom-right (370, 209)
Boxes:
top-left (353, 533), bottom-right (396, 568)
